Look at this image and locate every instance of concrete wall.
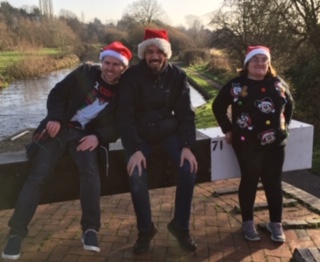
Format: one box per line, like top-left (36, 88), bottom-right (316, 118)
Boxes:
top-left (0, 120), bottom-right (313, 211)
top-left (0, 131), bottom-right (211, 210)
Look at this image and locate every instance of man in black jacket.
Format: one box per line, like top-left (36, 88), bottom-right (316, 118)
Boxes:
top-left (117, 28), bottom-right (198, 254)
top-left (2, 42), bottom-right (132, 260)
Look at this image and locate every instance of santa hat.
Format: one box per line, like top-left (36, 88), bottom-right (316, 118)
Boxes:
top-left (138, 28), bottom-right (172, 59)
top-left (99, 41), bottom-right (132, 66)
top-left (244, 45), bottom-right (271, 65)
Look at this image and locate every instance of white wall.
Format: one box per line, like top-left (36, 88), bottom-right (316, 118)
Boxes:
top-left (198, 120), bottom-right (314, 181)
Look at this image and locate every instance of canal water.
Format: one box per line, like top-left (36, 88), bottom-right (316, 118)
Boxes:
top-left (0, 67), bottom-right (206, 141)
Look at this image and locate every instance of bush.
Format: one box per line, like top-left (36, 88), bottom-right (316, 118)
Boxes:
top-left (206, 49), bottom-right (236, 83)
top-left (182, 48), bottom-right (210, 65)
top-left (5, 54), bottom-right (79, 79)
top-left (284, 53), bottom-right (320, 140)
top-left (208, 49), bottom-right (232, 71)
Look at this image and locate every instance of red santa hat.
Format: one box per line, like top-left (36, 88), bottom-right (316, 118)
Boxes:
top-left (99, 41), bottom-right (132, 66)
top-left (138, 28), bottom-right (172, 59)
top-left (244, 45), bottom-right (271, 65)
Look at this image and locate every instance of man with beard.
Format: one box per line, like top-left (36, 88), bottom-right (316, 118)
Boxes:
top-left (2, 42), bottom-right (132, 260)
top-left (117, 28), bottom-right (198, 254)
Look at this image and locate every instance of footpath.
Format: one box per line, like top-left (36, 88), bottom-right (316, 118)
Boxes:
top-left (1, 177), bottom-right (320, 261)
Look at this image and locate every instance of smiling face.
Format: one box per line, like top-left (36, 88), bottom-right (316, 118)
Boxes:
top-left (247, 54), bottom-right (269, 80)
top-left (144, 45), bottom-right (167, 73)
top-left (100, 56), bottom-right (126, 85)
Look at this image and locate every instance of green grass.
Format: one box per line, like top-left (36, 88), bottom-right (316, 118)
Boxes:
top-left (185, 67), bottom-right (220, 129)
top-left (0, 49), bottom-right (60, 73)
top-left (0, 51), bottom-right (22, 72)
top-left (37, 48), bottom-right (60, 55)
top-left (0, 48), bottom-right (74, 86)
top-left (195, 99), bottom-right (218, 129)
top-left (189, 64), bottom-right (233, 85)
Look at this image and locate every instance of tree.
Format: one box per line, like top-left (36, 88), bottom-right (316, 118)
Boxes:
top-left (39, 0), bottom-right (53, 19)
top-left (118, 14), bottom-right (139, 30)
top-left (273, 0), bottom-right (320, 55)
top-left (209, 0), bottom-right (320, 139)
top-left (209, 0), bottom-right (294, 67)
top-left (123, 0), bottom-right (165, 25)
top-left (59, 9), bottom-right (77, 19)
top-left (185, 15), bottom-right (210, 48)
top-left (0, 21), bottom-right (13, 49)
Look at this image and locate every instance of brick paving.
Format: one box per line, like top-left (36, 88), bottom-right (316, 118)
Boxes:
top-left (1, 178), bottom-right (320, 261)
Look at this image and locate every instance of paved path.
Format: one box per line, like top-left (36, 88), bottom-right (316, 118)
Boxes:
top-left (283, 169), bottom-right (320, 199)
top-left (1, 177), bottom-right (320, 261)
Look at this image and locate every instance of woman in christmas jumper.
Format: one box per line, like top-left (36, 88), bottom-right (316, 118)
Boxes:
top-left (212, 46), bottom-right (293, 243)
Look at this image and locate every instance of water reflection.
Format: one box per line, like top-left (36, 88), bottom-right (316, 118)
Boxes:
top-left (0, 67), bottom-right (206, 140)
top-left (0, 68), bottom-right (73, 140)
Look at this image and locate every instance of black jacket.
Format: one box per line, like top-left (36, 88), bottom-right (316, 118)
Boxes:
top-left (117, 59), bottom-right (196, 156)
top-left (32, 63), bottom-right (119, 146)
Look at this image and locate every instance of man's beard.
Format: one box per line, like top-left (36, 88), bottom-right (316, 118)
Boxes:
top-left (148, 59), bottom-right (163, 73)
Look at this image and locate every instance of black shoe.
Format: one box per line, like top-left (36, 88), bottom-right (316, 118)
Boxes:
top-left (133, 223), bottom-right (158, 254)
top-left (167, 220), bottom-right (197, 251)
top-left (81, 229), bottom-right (100, 252)
top-left (2, 235), bottom-right (23, 260)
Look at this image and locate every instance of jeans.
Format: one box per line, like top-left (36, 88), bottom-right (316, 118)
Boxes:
top-left (127, 133), bottom-right (197, 232)
top-left (8, 127), bottom-right (101, 238)
top-left (233, 143), bottom-right (285, 223)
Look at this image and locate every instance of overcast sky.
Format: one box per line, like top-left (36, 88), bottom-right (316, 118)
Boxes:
top-left (8, 0), bottom-right (223, 27)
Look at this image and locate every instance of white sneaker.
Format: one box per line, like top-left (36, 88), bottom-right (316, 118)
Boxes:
top-left (266, 222), bottom-right (286, 243)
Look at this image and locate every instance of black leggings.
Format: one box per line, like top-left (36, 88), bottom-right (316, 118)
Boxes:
top-left (233, 144), bottom-right (285, 223)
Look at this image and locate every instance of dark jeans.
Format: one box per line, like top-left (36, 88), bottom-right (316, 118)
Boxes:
top-left (127, 133), bottom-right (197, 232)
top-left (8, 127), bottom-right (101, 238)
top-left (233, 143), bottom-right (285, 223)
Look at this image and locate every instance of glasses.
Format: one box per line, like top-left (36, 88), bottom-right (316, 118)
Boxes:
top-left (250, 57), bottom-right (269, 65)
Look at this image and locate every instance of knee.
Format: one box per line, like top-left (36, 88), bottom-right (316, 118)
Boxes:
top-left (179, 161), bottom-right (196, 177)
top-left (79, 163), bottom-right (99, 177)
top-left (27, 163), bottom-right (53, 185)
top-left (129, 171), bottom-right (148, 193)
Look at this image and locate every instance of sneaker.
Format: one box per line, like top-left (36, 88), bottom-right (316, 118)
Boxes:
top-left (133, 223), bottom-right (157, 254)
top-left (242, 221), bottom-right (260, 241)
top-left (2, 235), bottom-right (22, 260)
top-left (266, 222), bottom-right (286, 243)
top-left (81, 229), bottom-right (100, 252)
top-left (167, 220), bottom-right (197, 251)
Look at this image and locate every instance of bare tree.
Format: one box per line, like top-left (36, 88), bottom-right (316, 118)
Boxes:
top-left (185, 15), bottom-right (210, 48)
top-left (123, 0), bottom-right (165, 25)
top-left (209, 0), bottom-right (293, 66)
top-left (59, 9), bottom-right (77, 19)
top-left (81, 12), bottom-right (85, 23)
top-left (39, 0), bottom-right (53, 19)
top-left (209, 0), bottom-right (320, 138)
top-left (273, 0), bottom-right (320, 55)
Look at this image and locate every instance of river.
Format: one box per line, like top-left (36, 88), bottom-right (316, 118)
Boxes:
top-left (0, 67), bottom-right (206, 141)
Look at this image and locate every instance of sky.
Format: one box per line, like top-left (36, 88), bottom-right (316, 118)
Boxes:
top-left (7, 0), bottom-right (224, 27)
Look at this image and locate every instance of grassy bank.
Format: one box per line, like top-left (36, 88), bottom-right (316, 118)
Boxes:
top-left (0, 48), bottom-right (79, 87)
top-left (182, 64), bottom-right (221, 129)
